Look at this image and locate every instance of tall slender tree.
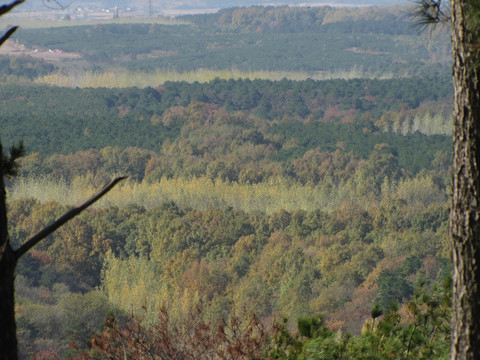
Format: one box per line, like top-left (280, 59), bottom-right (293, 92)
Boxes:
top-left (0, 142), bottom-right (125, 359)
top-left (0, 4), bottom-right (27, 358)
top-left (0, 143), bottom-right (23, 360)
top-left (416, 1), bottom-right (480, 358)
top-left (450, 2), bottom-right (480, 358)
top-left (0, 5), bottom-right (125, 357)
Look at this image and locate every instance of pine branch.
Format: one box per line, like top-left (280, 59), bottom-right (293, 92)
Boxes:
top-left (411, 0), bottom-right (450, 31)
top-left (14, 176), bottom-right (127, 260)
top-left (2, 141), bottom-right (25, 177)
top-left (0, 26), bottom-right (18, 47)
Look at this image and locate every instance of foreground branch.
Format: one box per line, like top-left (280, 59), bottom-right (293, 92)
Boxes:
top-left (411, 0), bottom-right (450, 31)
top-left (14, 176), bottom-right (126, 260)
top-left (0, 0), bottom-right (26, 47)
top-left (0, 0), bottom-right (25, 16)
top-left (0, 26), bottom-right (18, 47)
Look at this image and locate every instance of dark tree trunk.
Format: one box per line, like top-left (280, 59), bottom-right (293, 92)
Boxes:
top-left (0, 247), bottom-right (17, 360)
top-left (0, 3), bottom-right (123, 358)
top-left (0, 150), bottom-right (124, 359)
top-left (0, 144), bottom-right (18, 360)
top-left (450, 1), bottom-right (480, 358)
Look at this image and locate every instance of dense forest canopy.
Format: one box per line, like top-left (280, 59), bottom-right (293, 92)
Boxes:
top-left (0, 77), bottom-right (452, 172)
top-left (0, 4), bottom-right (454, 359)
top-left (8, 73), bottom-right (453, 357)
top-left (9, 6), bottom-right (450, 75)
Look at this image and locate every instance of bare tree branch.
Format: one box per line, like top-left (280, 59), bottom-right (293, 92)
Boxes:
top-left (0, 0), bottom-right (25, 16)
top-left (0, 26), bottom-right (17, 47)
top-left (14, 176), bottom-right (127, 260)
top-left (0, 0), bottom-right (26, 48)
top-left (42, 0), bottom-right (73, 10)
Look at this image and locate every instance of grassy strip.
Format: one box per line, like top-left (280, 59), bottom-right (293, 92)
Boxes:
top-left (7, 176), bottom-right (347, 213)
top-left (34, 67), bottom-right (406, 88)
top-left (7, 174), bottom-right (445, 214)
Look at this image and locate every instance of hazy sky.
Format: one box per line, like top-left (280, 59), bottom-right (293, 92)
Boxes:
top-left (157, 0), bottom-right (411, 10)
top-left (16, 0), bottom-right (411, 14)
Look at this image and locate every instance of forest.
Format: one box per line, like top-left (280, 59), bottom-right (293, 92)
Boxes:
top-left (10, 5), bottom-right (450, 78)
top-left (1, 4), bottom-right (455, 359)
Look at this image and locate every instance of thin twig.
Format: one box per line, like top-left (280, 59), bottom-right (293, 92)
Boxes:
top-left (14, 176), bottom-right (127, 260)
top-left (42, 0), bottom-right (73, 10)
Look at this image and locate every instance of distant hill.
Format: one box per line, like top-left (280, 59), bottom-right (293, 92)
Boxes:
top-left (20, 0), bottom-right (409, 12)
top-left (193, 0), bottom-right (409, 8)
top-left (147, 0), bottom-right (410, 10)
top-left (12, 4), bottom-right (450, 78)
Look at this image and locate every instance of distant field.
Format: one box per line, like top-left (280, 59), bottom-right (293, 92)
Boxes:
top-left (0, 14), bottom-right (186, 29)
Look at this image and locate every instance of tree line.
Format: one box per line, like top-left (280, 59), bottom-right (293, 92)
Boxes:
top-left (11, 5), bottom-right (451, 74)
top-left (0, 77), bottom-right (452, 179)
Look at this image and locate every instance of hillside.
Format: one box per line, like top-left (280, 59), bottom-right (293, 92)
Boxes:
top-left (1, 5), bottom-right (454, 359)
top-left (8, 76), bottom-right (452, 358)
top-left (0, 77), bottom-right (452, 174)
top-left (16, 0), bottom-right (410, 12)
top-left (8, 6), bottom-right (450, 78)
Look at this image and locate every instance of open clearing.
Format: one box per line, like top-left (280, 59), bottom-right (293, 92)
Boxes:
top-left (0, 39), bottom-right (81, 61)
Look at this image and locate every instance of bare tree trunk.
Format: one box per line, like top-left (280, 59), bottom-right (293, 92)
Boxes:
top-left (0, 247), bottom-right (18, 360)
top-left (450, 1), bottom-right (480, 358)
top-left (0, 2), bottom-right (121, 358)
top-left (0, 139), bottom-right (125, 358)
top-left (0, 144), bottom-right (18, 359)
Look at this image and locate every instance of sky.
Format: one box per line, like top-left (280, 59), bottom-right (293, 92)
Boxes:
top-left (16, 0), bottom-right (411, 15)
top-left (143, 0), bottom-right (410, 10)
top-left (36, 0), bottom-right (411, 10)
